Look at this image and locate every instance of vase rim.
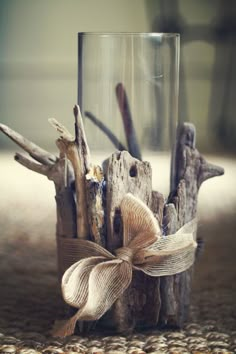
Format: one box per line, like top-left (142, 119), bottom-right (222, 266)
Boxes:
top-left (78, 32), bottom-right (180, 37)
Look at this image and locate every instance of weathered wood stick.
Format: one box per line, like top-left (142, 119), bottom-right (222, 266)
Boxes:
top-left (85, 111), bottom-right (127, 151)
top-left (49, 121), bottom-right (89, 240)
top-left (115, 83), bottom-right (142, 160)
top-left (50, 107), bottom-right (101, 332)
top-left (0, 123), bottom-right (57, 165)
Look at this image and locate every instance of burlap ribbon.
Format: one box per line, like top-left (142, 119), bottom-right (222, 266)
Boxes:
top-left (55, 193), bottom-right (197, 337)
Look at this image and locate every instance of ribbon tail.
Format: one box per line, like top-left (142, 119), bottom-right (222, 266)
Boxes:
top-left (52, 312), bottom-right (79, 337)
top-left (54, 259), bottom-right (132, 337)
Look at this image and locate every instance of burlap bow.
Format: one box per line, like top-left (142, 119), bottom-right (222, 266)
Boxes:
top-left (55, 193), bottom-right (197, 337)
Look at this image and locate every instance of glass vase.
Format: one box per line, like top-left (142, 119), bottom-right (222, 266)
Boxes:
top-left (78, 32), bottom-right (180, 196)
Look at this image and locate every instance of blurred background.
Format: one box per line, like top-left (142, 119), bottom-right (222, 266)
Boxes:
top-left (0, 0), bottom-right (236, 337)
top-left (0, 0), bottom-right (236, 153)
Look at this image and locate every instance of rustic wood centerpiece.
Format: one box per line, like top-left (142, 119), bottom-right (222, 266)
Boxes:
top-left (0, 104), bottom-right (224, 336)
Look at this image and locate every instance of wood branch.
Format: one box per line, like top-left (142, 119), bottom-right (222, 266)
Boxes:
top-left (0, 123), bottom-right (57, 165)
top-left (100, 150), bottom-right (160, 332)
top-left (115, 83), bottom-right (142, 160)
top-left (49, 117), bottom-right (89, 240)
top-left (85, 165), bottom-right (106, 246)
top-left (85, 111), bottom-right (127, 151)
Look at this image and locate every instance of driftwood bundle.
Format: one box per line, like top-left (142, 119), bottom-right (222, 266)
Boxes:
top-left (0, 104), bottom-right (224, 334)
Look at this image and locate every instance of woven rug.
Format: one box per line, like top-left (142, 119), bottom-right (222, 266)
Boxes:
top-left (0, 155), bottom-right (236, 353)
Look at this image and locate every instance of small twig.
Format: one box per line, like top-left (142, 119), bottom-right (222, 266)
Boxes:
top-left (14, 152), bottom-right (49, 176)
top-left (115, 83), bottom-right (142, 160)
top-left (84, 111), bottom-right (127, 151)
top-left (14, 152), bottom-right (71, 193)
top-left (0, 123), bottom-right (57, 165)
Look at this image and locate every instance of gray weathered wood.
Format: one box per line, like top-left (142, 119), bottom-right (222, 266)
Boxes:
top-left (171, 123), bottom-right (224, 222)
top-left (49, 112), bottom-right (90, 240)
top-left (160, 122), bottom-right (224, 327)
top-left (101, 150), bottom-right (160, 332)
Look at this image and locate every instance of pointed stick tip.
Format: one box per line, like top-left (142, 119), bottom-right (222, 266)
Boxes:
top-left (73, 105), bottom-right (78, 119)
top-left (14, 153), bottom-right (19, 161)
top-left (0, 123), bottom-right (6, 130)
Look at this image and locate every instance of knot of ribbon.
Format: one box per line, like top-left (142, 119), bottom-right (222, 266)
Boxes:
top-left (114, 246), bottom-right (134, 263)
top-left (54, 193), bottom-right (197, 337)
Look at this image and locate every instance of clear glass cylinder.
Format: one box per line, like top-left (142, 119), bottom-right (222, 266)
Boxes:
top-left (78, 32), bottom-right (180, 196)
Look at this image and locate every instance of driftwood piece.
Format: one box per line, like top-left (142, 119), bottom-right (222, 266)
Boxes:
top-left (100, 151), bottom-right (161, 332)
top-left (85, 111), bottom-right (126, 151)
top-left (49, 107), bottom-right (90, 240)
top-left (106, 151), bottom-right (152, 251)
top-left (160, 122), bottom-right (224, 327)
top-left (171, 123), bottom-right (224, 221)
top-left (116, 83), bottom-right (142, 160)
